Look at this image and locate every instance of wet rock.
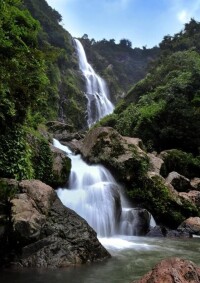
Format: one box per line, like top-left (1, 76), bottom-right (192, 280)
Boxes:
top-left (50, 145), bottom-right (71, 188)
top-left (120, 208), bottom-right (151, 236)
top-left (146, 225), bottom-right (191, 238)
top-left (19, 198), bottom-right (110, 268)
top-left (134, 257), bottom-right (200, 283)
top-left (0, 178), bottom-right (110, 268)
top-left (146, 225), bottom-right (166, 237)
top-left (178, 217), bottom-right (200, 236)
top-left (165, 171), bottom-right (192, 192)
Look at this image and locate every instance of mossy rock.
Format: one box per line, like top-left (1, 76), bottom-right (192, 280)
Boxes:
top-left (128, 175), bottom-right (199, 229)
top-left (159, 150), bottom-right (200, 179)
top-left (80, 127), bottom-right (149, 184)
top-left (50, 145), bottom-right (71, 188)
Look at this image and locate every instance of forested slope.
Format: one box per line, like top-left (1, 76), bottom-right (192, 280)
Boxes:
top-left (99, 19), bottom-right (200, 157)
top-left (79, 36), bottom-right (160, 101)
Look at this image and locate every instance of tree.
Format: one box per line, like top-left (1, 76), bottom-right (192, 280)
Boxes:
top-left (119, 38), bottom-right (132, 48)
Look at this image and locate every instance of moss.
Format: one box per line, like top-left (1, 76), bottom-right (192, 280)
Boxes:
top-left (51, 155), bottom-right (71, 188)
top-left (128, 175), bottom-right (199, 228)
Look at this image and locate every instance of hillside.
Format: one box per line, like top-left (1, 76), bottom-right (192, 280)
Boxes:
top-left (79, 36), bottom-right (160, 102)
top-left (99, 19), bottom-right (200, 156)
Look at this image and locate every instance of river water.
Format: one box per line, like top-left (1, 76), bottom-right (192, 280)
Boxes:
top-left (1, 236), bottom-right (200, 283)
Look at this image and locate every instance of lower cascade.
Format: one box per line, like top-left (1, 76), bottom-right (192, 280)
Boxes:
top-left (54, 139), bottom-right (155, 237)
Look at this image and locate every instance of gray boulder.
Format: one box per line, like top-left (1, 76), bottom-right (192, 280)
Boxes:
top-left (1, 179), bottom-right (110, 268)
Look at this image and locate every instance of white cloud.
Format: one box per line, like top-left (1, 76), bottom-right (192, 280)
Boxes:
top-left (177, 9), bottom-right (190, 23)
top-left (176, 0), bottom-right (200, 23)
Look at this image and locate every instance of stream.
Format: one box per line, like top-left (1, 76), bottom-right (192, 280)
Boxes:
top-left (1, 236), bottom-right (200, 282)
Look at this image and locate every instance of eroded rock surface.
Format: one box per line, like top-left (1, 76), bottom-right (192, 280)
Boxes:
top-left (134, 257), bottom-right (200, 283)
top-left (0, 179), bottom-right (110, 268)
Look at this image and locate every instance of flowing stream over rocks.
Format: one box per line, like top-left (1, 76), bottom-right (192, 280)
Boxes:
top-left (54, 139), bottom-right (154, 239)
top-left (74, 38), bottom-right (114, 127)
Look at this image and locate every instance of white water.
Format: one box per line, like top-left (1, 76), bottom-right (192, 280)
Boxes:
top-left (54, 139), bottom-right (155, 241)
top-left (74, 38), bottom-right (114, 127)
top-left (53, 41), bottom-right (155, 248)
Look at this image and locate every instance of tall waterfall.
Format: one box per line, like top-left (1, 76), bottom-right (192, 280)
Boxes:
top-left (74, 38), bottom-right (114, 127)
top-left (54, 41), bottom-right (155, 240)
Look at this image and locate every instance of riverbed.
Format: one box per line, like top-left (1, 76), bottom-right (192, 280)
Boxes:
top-left (1, 236), bottom-right (200, 283)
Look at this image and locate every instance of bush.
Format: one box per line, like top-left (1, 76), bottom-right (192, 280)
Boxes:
top-left (160, 149), bottom-right (200, 179)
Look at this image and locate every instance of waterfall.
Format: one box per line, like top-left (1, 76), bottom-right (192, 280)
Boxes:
top-left (74, 38), bottom-right (114, 127)
top-left (54, 139), bottom-right (155, 237)
top-left (53, 41), bottom-right (155, 240)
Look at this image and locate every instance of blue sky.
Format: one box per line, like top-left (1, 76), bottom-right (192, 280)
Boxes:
top-left (46, 0), bottom-right (200, 48)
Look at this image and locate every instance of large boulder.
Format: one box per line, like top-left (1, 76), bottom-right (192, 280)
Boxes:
top-left (165, 171), bottom-right (192, 192)
top-left (80, 127), bottom-right (149, 184)
top-left (0, 179), bottom-right (110, 268)
top-left (134, 257), bottom-right (200, 283)
top-left (178, 217), bottom-right (200, 236)
top-left (179, 191), bottom-right (200, 207)
top-left (50, 145), bottom-right (71, 188)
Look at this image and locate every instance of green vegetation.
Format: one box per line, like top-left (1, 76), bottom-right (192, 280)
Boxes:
top-left (79, 35), bottom-right (160, 102)
top-left (160, 149), bottom-right (200, 179)
top-left (100, 20), bottom-right (200, 155)
top-left (0, 0), bottom-right (74, 183)
top-left (128, 175), bottom-right (199, 228)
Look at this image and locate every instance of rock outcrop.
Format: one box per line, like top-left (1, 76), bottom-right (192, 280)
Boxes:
top-left (0, 179), bottom-right (110, 268)
top-left (79, 127), bottom-right (199, 229)
top-left (134, 257), bottom-right (200, 283)
top-left (80, 127), bottom-right (148, 184)
top-left (166, 171), bottom-right (192, 192)
top-left (178, 217), bottom-right (200, 236)
top-left (50, 145), bottom-right (71, 188)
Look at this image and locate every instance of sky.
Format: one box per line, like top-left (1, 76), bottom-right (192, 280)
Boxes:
top-left (46, 0), bottom-right (200, 48)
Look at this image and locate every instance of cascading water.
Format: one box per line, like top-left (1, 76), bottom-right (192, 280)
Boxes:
top-left (74, 38), bottom-right (114, 127)
top-left (54, 41), bottom-right (155, 246)
top-left (54, 139), bottom-right (155, 238)
top-left (54, 139), bottom-right (121, 237)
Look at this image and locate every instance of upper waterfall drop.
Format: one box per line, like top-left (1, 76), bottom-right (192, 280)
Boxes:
top-left (74, 38), bottom-right (114, 127)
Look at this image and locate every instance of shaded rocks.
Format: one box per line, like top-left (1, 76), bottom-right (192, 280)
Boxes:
top-left (0, 179), bottom-right (110, 268)
top-left (146, 225), bottom-right (191, 238)
top-left (46, 121), bottom-right (85, 143)
top-left (50, 145), bottom-right (71, 188)
top-left (120, 208), bottom-right (151, 236)
top-left (166, 171), bottom-right (192, 192)
top-left (178, 217), bottom-right (200, 236)
top-left (134, 257), bottom-right (200, 283)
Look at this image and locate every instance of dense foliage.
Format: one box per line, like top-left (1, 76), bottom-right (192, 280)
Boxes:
top-left (100, 20), bottom-right (200, 155)
top-left (0, 0), bottom-right (49, 131)
top-left (0, 0), bottom-right (74, 182)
